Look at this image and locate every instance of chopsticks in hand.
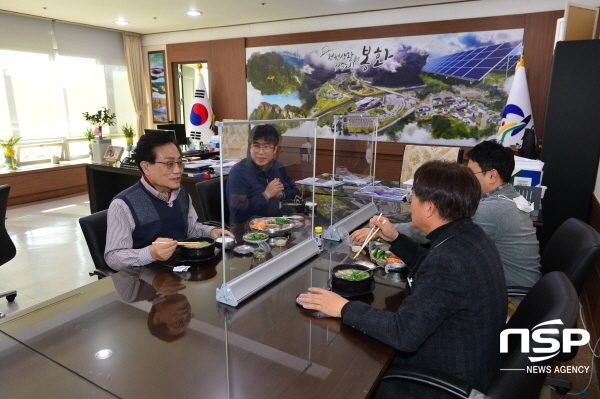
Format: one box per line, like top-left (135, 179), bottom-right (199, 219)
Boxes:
top-left (152, 241), bottom-right (199, 245)
top-left (353, 213), bottom-right (384, 259)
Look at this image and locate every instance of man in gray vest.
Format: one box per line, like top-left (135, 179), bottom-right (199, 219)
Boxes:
top-left (105, 131), bottom-right (233, 270)
top-left (351, 139), bottom-right (541, 314)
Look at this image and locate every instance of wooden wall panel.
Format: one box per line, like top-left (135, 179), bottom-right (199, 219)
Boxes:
top-left (523, 10), bottom-right (564, 142)
top-left (583, 195), bottom-right (600, 381)
top-left (166, 39), bottom-right (246, 124)
top-left (245, 15), bottom-right (526, 47)
top-left (0, 164), bottom-right (87, 206)
top-left (209, 38), bottom-right (247, 120)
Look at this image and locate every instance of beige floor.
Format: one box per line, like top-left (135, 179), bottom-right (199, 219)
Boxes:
top-left (0, 193), bottom-right (598, 397)
top-left (0, 193), bottom-right (97, 316)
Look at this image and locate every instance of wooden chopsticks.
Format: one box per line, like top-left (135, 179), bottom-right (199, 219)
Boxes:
top-left (152, 241), bottom-right (202, 245)
top-left (353, 213), bottom-right (384, 259)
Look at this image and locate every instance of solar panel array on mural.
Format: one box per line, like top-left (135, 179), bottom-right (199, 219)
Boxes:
top-left (423, 42), bottom-right (522, 81)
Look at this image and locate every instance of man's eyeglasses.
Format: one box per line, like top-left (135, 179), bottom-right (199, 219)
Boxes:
top-left (251, 143), bottom-right (275, 152)
top-left (155, 160), bottom-right (188, 170)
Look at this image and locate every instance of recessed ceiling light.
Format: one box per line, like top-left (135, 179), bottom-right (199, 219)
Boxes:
top-left (187, 10), bottom-right (202, 16)
top-left (115, 20), bottom-right (129, 26)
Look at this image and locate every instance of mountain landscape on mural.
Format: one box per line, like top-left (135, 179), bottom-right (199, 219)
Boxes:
top-left (246, 29), bottom-right (524, 145)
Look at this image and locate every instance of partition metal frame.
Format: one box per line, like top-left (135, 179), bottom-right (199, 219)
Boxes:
top-left (324, 114), bottom-right (379, 241)
top-left (215, 118), bottom-right (319, 307)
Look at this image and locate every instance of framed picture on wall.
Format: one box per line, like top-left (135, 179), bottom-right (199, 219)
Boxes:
top-left (148, 50), bottom-right (168, 123)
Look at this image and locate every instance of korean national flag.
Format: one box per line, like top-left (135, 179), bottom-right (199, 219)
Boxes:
top-left (189, 64), bottom-right (214, 143)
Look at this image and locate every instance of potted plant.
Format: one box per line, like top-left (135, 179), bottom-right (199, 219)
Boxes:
top-left (0, 135), bottom-right (22, 170)
top-left (83, 107), bottom-right (116, 139)
top-left (83, 128), bottom-right (95, 159)
top-left (120, 123), bottom-right (135, 157)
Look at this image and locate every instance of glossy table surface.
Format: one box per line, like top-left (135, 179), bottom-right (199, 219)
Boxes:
top-left (0, 215), bottom-right (407, 399)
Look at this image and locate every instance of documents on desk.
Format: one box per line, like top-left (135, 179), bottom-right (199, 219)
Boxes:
top-left (511, 156), bottom-right (544, 187)
top-left (295, 177), bottom-right (345, 188)
top-left (354, 186), bottom-right (409, 203)
top-left (183, 159), bottom-right (239, 174)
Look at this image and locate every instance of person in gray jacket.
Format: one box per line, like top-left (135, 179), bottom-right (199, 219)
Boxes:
top-left (351, 139), bottom-right (541, 313)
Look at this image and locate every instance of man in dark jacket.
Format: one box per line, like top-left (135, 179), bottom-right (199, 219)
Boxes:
top-left (226, 124), bottom-right (298, 224)
top-left (300, 161), bottom-right (507, 398)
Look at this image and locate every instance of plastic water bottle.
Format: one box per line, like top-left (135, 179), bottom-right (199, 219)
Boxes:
top-left (314, 226), bottom-right (323, 251)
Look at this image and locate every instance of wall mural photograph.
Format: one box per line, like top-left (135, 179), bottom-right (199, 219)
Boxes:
top-left (246, 29), bottom-right (524, 146)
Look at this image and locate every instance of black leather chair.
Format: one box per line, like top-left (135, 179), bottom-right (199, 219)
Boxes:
top-left (382, 271), bottom-right (579, 399)
top-left (509, 218), bottom-right (600, 297)
top-left (0, 185), bottom-right (17, 311)
top-left (195, 176), bottom-right (229, 227)
top-left (540, 218), bottom-right (600, 295)
top-left (79, 210), bottom-right (116, 279)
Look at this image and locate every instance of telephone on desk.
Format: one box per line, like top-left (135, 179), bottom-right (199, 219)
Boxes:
top-left (119, 157), bottom-right (138, 169)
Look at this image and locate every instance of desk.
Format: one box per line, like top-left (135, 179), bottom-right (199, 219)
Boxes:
top-left (0, 331), bottom-right (117, 398)
top-left (86, 164), bottom-right (214, 218)
top-left (0, 225), bottom-right (404, 398)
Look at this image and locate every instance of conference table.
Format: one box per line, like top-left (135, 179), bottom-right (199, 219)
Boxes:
top-left (0, 212), bottom-right (408, 398)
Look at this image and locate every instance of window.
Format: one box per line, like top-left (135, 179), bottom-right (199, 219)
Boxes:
top-left (0, 13), bottom-right (136, 162)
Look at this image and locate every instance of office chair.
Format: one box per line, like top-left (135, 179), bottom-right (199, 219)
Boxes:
top-left (540, 218), bottom-right (600, 295)
top-left (506, 218), bottom-right (600, 395)
top-left (509, 218), bottom-right (600, 297)
top-left (79, 210), bottom-right (116, 280)
top-left (0, 185), bottom-right (17, 316)
top-left (195, 176), bottom-right (229, 228)
top-left (400, 145), bottom-right (464, 183)
top-left (382, 271), bottom-right (579, 399)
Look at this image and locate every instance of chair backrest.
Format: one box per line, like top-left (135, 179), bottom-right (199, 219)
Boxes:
top-left (400, 145), bottom-right (464, 183)
top-left (0, 185), bottom-right (16, 266)
top-left (78, 210), bottom-right (115, 276)
top-left (541, 218), bottom-right (600, 295)
top-left (195, 176), bottom-right (229, 224)
top-left (486, 271), bottom-right (579, 399)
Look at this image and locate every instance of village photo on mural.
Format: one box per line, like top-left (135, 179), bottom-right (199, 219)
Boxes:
top-left (246, 29), bottom-right (524, 145)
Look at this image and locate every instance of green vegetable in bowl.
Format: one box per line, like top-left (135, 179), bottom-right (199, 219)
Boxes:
top-left (246, 233), bottom-right (268, 240)
top-left (335, 270), bottom-right (369, 280)
top-left (272, 218), bottom-right (292, 225)
top-left (375, 238), bottom-right (389, 244)
top-left (253, 250), bottom-right (265, 259)
top-left (371, 248), bottom-right (389, 259)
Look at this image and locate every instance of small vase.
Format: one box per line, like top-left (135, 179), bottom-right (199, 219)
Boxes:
top-left (94, 126), bottom-right (103, 140)
top-left (88, 144), bottom-right (93, 160)
top-left (126, 138), bottom-right (133, 157)
top-left (3, 146), bottom-right (17, 170)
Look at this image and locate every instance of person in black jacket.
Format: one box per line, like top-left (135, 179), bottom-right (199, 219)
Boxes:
top-left (300, 161), bottom-right (507, 398)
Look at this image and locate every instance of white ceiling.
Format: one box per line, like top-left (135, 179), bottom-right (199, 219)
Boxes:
top-left (0, 0), bottom-right (476, 35)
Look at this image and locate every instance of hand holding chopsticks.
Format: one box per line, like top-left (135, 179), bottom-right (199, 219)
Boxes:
top-left (152, 241), bottom-right (201, 245)
top-left (353, 213), bottom-right (385, 259)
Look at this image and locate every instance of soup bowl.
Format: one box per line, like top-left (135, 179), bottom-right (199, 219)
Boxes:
top-left (178, 237), bottom-right (216, 260)
top-left (331, 264), bottom-right (373, 292)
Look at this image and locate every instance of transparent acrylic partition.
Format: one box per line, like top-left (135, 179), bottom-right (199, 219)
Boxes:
top-left (323, 114), bottom-right (380, 241)
top-left (215, 118), bottom-right (319, 307)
